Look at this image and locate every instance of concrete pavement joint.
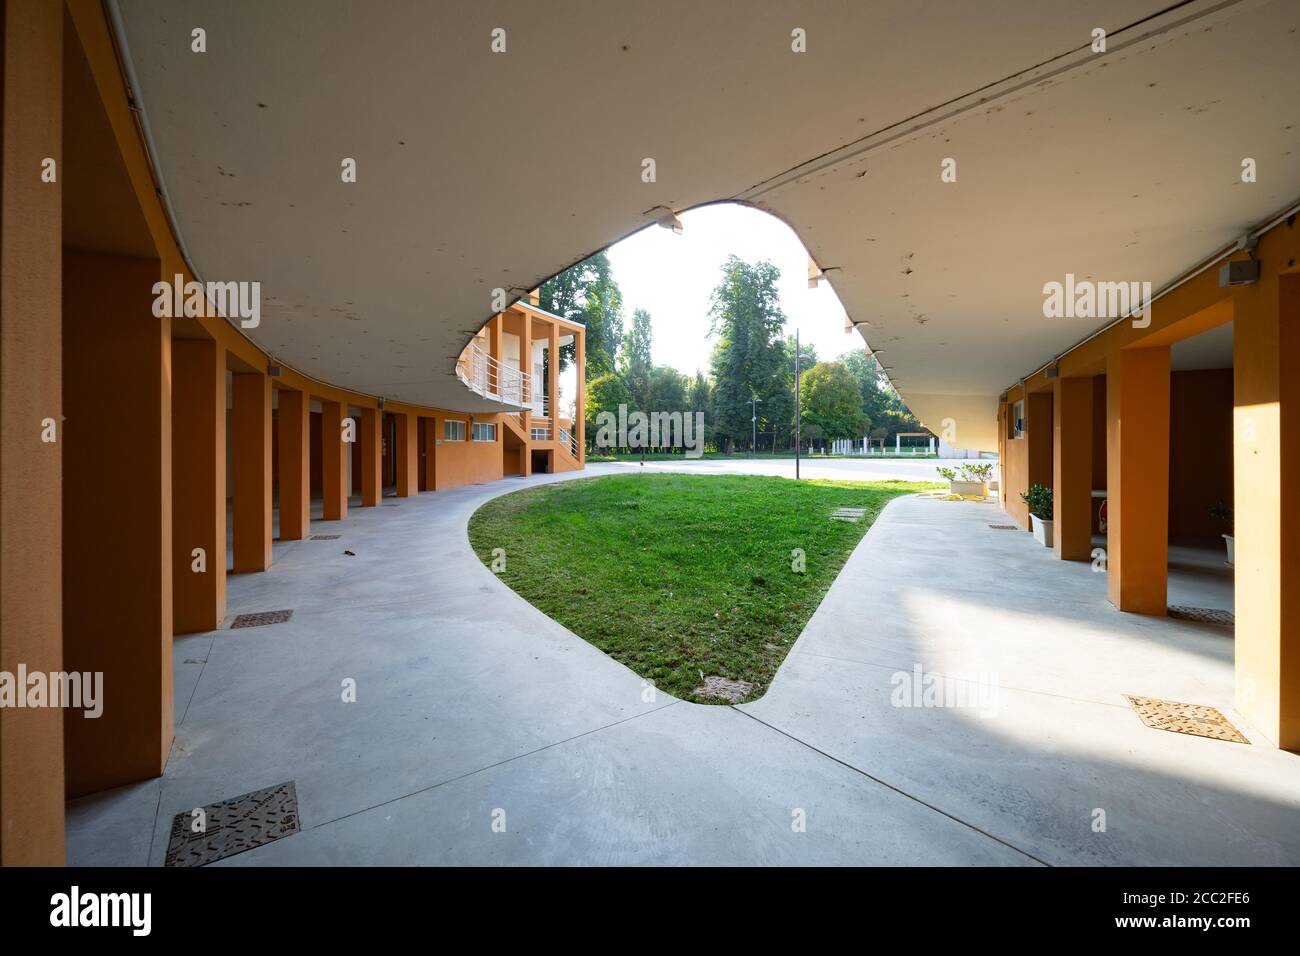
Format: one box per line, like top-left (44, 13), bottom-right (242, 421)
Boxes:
top-left (292, 700), bottom-right (683, 839)
top-left (731, 706), bottom-right (1051, 867)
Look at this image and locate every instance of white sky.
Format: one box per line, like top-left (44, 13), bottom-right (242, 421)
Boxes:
top-left (605, 203), bottom-right (862, 377)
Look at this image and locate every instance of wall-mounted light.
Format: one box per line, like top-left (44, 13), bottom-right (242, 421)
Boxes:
top-left (654, 208), bottom-right (683, 234)
top-left (1219, 259), bottom-right (1259, 287)
top-left (267, 364), bottom-right (282, 377)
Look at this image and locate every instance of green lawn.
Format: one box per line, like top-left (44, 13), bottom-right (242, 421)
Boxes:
top-left (467, 473), bottom-right (938, 703)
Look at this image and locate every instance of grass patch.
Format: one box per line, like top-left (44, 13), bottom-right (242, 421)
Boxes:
top-left (468, 473), bottom-right (938, 703)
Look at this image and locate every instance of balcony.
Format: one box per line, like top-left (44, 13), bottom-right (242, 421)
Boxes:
top-left (455, 339), bottom-right (530, 409)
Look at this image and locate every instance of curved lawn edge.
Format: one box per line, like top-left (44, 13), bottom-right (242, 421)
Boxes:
top-left (467, 473), bottom-right (939, 705)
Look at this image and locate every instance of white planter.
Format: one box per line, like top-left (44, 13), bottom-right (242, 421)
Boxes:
top-left (1030, 514), bottom-right (1054, 548)
top-left (1223, 533), bottom-right (1234, 566)
top-left (950, 480), bottom-right (987, 497)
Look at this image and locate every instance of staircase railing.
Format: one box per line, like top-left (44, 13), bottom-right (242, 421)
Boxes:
top-left (456, 340), bottom-right (529, 405)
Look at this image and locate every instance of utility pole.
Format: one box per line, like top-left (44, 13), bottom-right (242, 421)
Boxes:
top-left (794, 329), bottom-right (811, 480)
top-left (747, 392), bottom-right (762, 457)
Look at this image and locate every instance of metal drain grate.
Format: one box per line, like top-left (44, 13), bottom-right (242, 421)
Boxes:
top-left (1168, 605), bottom-right (1235, 627)
top-left (1124, 695), bottom-right (1249, 744)
top-left (309, 534), bottom-right (341, 541)
top-left (165, 781), bottom-right (301, 867)
top-left (830, 507), bottom-right (867, 522)
top-left (230, 609), bottom-right (293, 629)
top-left (382, 503), bottom-right (400, 508)
top-left (989, 524), bottom-right (1018, 530)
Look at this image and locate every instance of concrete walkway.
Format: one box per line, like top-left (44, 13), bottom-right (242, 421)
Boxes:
top-left (67, 465), bottom-right (1299, 866)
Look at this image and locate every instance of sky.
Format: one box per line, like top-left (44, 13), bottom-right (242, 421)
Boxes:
top-left (605, 203), bottom-right (862, 377)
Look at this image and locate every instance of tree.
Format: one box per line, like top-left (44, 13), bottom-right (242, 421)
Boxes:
top-left (688, 371), bottom-right (714, 450)
top-left (707, 256), bottom-right (788, 452)
top-left (839, 348), bottom-right (923, 442)
top-left (620, 307), bottom-right (654, 409)
top-left (585, 372), bottom-right (634, 453)
top-left (645, 364), bottom-right (689, 412)
top-left (799, 362), bottom-right (868, 441)
top-left (538, 251), bottom-right (624, 378)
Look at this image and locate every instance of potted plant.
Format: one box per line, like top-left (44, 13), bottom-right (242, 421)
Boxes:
top-left (1209, 501), bottom-right (1234, 566)
top-left (1021, 484), bottom-right (1054, 547)
top-left (936, 462), bottom-right (993, 497)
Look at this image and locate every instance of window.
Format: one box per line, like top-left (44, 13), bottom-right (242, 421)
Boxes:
top-left (444, 419), bottom-right (466, 441)
top-left (1012, 400), bottom-right (1025, 440)
top-left (472, 422), bottom-right (496, 442)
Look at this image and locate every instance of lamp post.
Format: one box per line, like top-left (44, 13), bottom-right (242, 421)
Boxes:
top-left (793, 329), bottom-right (816, 480)
top-left (746, 392), bottom-right (762, 457)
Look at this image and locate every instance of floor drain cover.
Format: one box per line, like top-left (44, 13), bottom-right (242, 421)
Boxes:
top-left (1168, 605), bottom-right (1235, 627)
top-left (830, 507), bottom-right (867, 522)
top-left (1124, 695), bottom-right (1249, 744)
top-left (310, 534), bottom-right (341, 540)
top-left (165, 781), bottom-right (301, 867)
top-left (230, 609), bottom-right (293, 629)
top-left (382, 503), bottom-right (400, 507)
top-left (989, 524), bottom-right (1018, 530)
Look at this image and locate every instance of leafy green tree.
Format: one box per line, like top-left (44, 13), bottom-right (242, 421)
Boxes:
top-left (799, 362), bottom-right (868, 441)
top-left (585, 372), bottom-right (635, 452)
top-left (620, 307), bottom-right (654, 409)
top-left (539, 251), bottom-right (624, 377)
top-left (707, 256), bottom-right (788, 452)
top-left (688, 371), bottom-right (714, 450)
top-left (646, 364), bottom-right (689, 412)
top-left (839, 348), bottom-right (923, 442)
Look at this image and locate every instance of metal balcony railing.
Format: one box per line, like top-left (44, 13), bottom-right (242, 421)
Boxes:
top-left (558, 426), bottom-right (579, 460)
top-left (455, 340), bottom-right (529, 406)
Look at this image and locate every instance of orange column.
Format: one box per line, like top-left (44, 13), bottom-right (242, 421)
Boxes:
top-left (395, 412), bottom-right (419, 496)
top-left (173, 338), bottom-right (227, 630)
top-left (360, 406), bottom-right (382, 506)
top-left (1233, 269), bottom-right (1299, 749)
top-left (1053, 376), bottom-right (1093, 561)
top-left (277, 388), bottom-right (310, 540)
top-left (0, 0), bottom-right (64, 862)
top-left (1106, 347), bottom-right (1170, 614)
top-left (232, 370), bottom-right (272, 572)
top-left (63, 252), bottom-right (173, 796)
top-left (321, 400), bottom-right (348, 520)
top-left (422, 416), bottom-right (439, 491)
top-left (576, 326), bottom-right (586, 464)
top-left (521, 310), bottom-right (533, 476)
top-left (548, 322), bottom-right (560, 429)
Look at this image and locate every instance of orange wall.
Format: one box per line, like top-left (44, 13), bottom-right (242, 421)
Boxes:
top-left (1168, 368), bottom-right (1233, 542)
top-left (433, 414), bottom-right (506, 489)
top-left (999, 386), bottom-right (1052, 528)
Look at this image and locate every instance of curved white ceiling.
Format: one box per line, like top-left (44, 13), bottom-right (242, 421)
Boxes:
top-left (113, 0), bottom-right (1300, 447)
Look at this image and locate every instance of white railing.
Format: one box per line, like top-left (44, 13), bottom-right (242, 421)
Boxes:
top-left (530, 424), bottom-right (550, 441)
top-left (558, 426), bottom-right (579, 459)
top-left (456, 340), bottom-right (529, 406)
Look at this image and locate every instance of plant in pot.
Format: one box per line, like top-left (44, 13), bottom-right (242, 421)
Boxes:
top-left (1208, 501), bottom-right (1234, 566)
top-left (1020, 484), bottom-right (1054, 547)
top-left (937, 462), bottom-right (993, 498)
